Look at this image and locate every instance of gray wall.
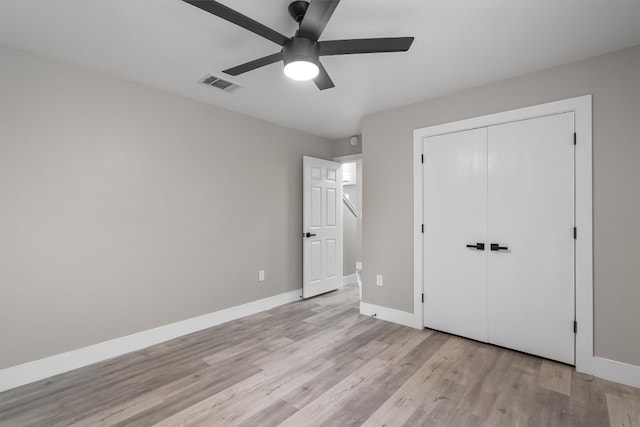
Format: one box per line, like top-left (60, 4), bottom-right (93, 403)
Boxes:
top-left (333, 136), bottom-right (362, 158)
top-left (343, 192), bottom-right (358, 276)
top-left (362, 45), bottom-right (640, 366)
top-left (342, 160), bottom-right (362, 277)
top-left (0, 45), bottom-right (333, 369)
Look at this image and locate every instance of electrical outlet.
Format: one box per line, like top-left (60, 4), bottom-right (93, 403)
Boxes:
top-left (376, 274), bottom-right (383, 286)
top-left (258, 270), bottom-right (265, 282)
top-left (356, 261), bottom-right (362, 270)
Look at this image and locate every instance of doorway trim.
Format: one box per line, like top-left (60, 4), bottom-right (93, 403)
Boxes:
top-left (334, 154), bottom-right (362, 290)
top-left (333, 154), bottom-right (362, 162)
top-left (413, 95), bottom-right (593, 374)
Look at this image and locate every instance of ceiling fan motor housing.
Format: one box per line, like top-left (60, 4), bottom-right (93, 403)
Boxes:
top-left (288, 1), bottom-right (310, 23)
top-left (283, 37), bottom-right (320, 66)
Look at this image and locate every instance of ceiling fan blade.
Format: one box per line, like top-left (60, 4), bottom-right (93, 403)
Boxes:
top-left (313, 61), bottom-right (335, 90)
top-left (319, 37), bottom-right (414, 56)
top-left (297, 0), bottom-right (340, 41)
top-left (183, 0), bottom-right (289, 46)
top-left (223, 52), bottom-right (283, 76)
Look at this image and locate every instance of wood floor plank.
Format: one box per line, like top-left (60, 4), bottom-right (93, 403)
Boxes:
top-left (403, 389), bottom-right (468, 427)
top-left (606, 393), bottom-right (640, 427)
top-left (374, 329), bottom-right (432, 365)
top-left (360, 336), bottom-right (467, 427)
top-left (452, 346), bottom-right (516, 420)
top-left (110, 362), bottom-right (262, 427)
top-left (2, 358), bottom-right (210, 427)
top-left (201, 336), bottom-right (294, 366)
top-left (539, 359), bottom-right (573, 396)
top-left (302, 300), bottom-right (358, 324)
top-left (527, 387), bottom-right (570, 427)
top-left (2, 284), bottom-right (639, 427)
top-left (485, 354), bottom-right (541, 427)
top-left (155, 358), bottom-right (335, 426)
top-left (235, 399), bottom-right (298, 427)
top-left (253, 315), bottom-right (381, 372)
top-left (280, 353), bottom-right (371, 410)
top-left (277, 357), bottom-right (391, 427)
top-left (568, 373), bottom-right (611, 427)
top-left (67, 393), bottom-right (165, 427)
top-left (321, 332), bottom-right (450, 427)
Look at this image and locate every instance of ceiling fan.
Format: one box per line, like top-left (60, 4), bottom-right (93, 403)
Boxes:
top-left (183, 0), bottom-right (415, 90)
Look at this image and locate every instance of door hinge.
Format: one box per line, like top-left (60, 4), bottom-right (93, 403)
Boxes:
top-left (574, 321), bottom-right (577, 334)
top-left (421, 224), bottom-right (424, 233)
top-left (573, 227), bottom-right (577, 239)
top-left (421, 293), bottom-right (424, 303)
top-left (421, 154), bottom-right (424, 164)
top-left (574, 133), bottom-right (577, 145)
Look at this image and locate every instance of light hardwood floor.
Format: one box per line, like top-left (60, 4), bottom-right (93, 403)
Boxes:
top-left (1, 285), bottom-right (639, 426)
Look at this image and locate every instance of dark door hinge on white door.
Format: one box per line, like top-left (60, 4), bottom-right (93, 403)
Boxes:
top-left (421, 154), bottom-right (424, 163)
top-left (574, 133), bottom-right (577, 145)
top-left (422, 293), bottom-right (424, 303)
top-left (574, 227), bottom-right (577, 239)
top-left (421, 224), bottom-right (424, 233)
top-left (574, 321), bottom-right (577, 334)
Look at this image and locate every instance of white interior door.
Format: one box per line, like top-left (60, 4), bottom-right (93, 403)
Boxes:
top-left (487, 113), bottom-right (575, 364)
top-left (303, 156), bottom-right (343, 298)
top-left (423, 128), bottom-right (488, 342)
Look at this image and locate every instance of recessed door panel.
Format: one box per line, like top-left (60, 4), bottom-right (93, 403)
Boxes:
top-left (310, 241), bottom-right (322, 282)
top-left (423, 127), bottom-right (488, 342)
top-left (487, 113), bottom-right (575, 364)
top-left (326, 188), bottom-right (336, 227)
top-left (326, 239), bottom-right (337, 279)
top-left (311, 187), bottom-right (322, 228)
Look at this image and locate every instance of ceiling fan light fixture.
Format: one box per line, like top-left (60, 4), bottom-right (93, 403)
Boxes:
top-left (284, 60), bottom-right (319, 81)
top-left (282, 37), bottom-right (320, 82)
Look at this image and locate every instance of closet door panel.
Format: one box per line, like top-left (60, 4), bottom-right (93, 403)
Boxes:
top-left (424, 128), bottom-right (488, 342)
top-left (487, 113), bottom-right (575, 364)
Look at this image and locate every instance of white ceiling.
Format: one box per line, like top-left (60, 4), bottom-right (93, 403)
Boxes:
top-left (1, 0), bottom-right (640, 139)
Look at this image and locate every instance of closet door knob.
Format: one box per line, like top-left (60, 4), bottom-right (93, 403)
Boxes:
top-left (466, 243), bottom-right (485, 250)
top-left (490, 243), bottom-right (509, 251)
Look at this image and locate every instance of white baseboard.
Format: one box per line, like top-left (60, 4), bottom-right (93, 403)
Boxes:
top-left (591, 356), bottom-right (640, 389)
top-left (360, 301), bottom-right (420, 329)
top-left (0, 289), bottom-right (302, 392)
top-left (342, 273), bottom-right (357, 286)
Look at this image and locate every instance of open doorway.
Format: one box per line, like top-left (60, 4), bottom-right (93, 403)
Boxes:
top-left (334, 154), bottom-right (362, 300)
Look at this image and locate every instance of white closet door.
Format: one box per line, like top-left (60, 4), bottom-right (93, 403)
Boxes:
top-left (487, 113), bottom-right (575, 364)
top-left (424, 128), bottom-right (488, 342)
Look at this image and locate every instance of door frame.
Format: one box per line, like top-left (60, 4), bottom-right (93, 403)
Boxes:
top-left (413, 95), bottom-right (593, 374)
top-left (333, 154), bottom-right (363, 289)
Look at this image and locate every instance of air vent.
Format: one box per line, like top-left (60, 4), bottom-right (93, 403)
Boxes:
top-left (199, 74), bottom-right (242, 93)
